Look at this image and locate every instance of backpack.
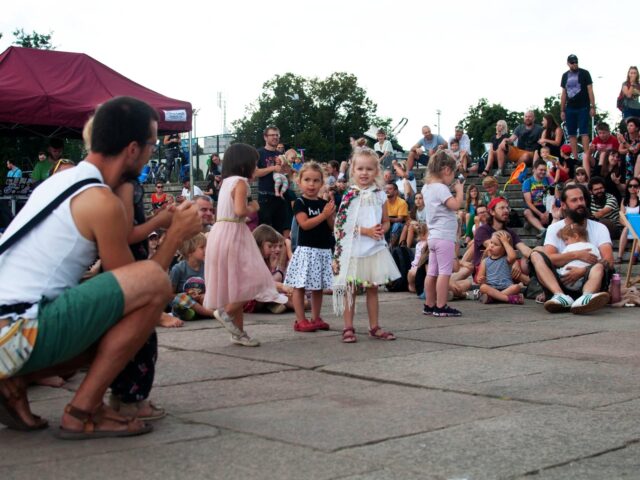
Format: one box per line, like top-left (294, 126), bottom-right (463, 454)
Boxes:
top-left (617, 83), bottom-right (627, 112)
top-left (387, 246), bottom-right (413, 292)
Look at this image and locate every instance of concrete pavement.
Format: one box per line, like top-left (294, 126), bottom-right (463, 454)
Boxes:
top-left (2, 292), bottom-right (640, 479)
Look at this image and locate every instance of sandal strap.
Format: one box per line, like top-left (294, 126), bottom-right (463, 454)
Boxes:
top-left (64, 403), bottom-right (136, 433)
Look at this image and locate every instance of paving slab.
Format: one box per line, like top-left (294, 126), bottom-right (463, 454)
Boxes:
top-left (2, 432), bottom-right (371, 480)
top-left (153, 370), bottom-right (377, 414)
top-left (154, 350), bottom-right (295, 386)
top-left (526, 310), bottom-right (640, 332)
top-left (503, 331), bottom-right (640, 365)
top-left (0, 415), bottom-right (219, 468)
top-left (337, 406), bottom-right (640, 480)
top-left (158, 318), bottom-right (457, 368)
top-left (514, 443), bottom-right (640, 479)
top-left (321, 348), bottom-right (640, 407)
top-left (183, 383), bottom-right (530, 452)
top-left (399, 320), bottom-right (603, 348)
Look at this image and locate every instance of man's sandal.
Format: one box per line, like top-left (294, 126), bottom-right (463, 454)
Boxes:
top-left (342, 327), bottom-right (357, 343)
top-left (55, 403), bottom-right (153, 440)
top-left (368, 326), bottom-right (396, 341)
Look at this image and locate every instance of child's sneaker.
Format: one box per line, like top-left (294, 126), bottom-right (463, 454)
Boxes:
top-left (422, 304), bottom-right (434, 316)
top-left (311, 317), bottom-right (330, 330)
top-left (293, 319), bottom-right (317, 332)
top-left (433, 305), bottom-right (462, 317)
top-left (231, 332), bottom-right (260, 347)
top-left (214, 309), bottom-right (243, 336)
top-left (465, 289), bottom-right (480, 301)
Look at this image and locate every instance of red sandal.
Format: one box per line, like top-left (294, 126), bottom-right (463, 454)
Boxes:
top-left (368, 326), bottom-right (396, 341)
top-left (342, 327), bottom-right (357, 343)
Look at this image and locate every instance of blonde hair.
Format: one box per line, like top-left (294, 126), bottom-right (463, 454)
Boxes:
top-left (416, 223), bottom-right (428, 239)
top-left (482, 176), bottom-right (499, 188)
top-left (496, 120), bottom-right (508, 135)
top-left (349, 147), bottom-right (382, 187)
top-left (83, 115), bottom-right (94, 150)
top-left (298, 160), bottom-right (324, 183)
top-left (558, 222), bottom-right (589, 242)
top-left (427, 150), bottom-right (457, 179)
top-left (355, 137), bottom-right (368, 148)
top-left (179, 233), bottom-right (206, 258)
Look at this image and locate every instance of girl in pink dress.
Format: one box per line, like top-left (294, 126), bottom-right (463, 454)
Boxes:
top-left (204, 144), bottom-right (286, 347)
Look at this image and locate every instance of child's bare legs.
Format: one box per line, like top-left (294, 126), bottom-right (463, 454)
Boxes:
top-left (408, 268), bottom-right (417, 293)
top-left (365, 287), bottom-right (379, 330)
top-left (225, 302), bottom-right (245, 331)
top-left (292, 288), bottom-right (307, 322)
top-left (618, 228), bottom-right (629, 261)
top-left (311, 290), bottom-right (323, 319)
top-left (436, 275), bottom-right (451, 307)
top-left (343, 289), bottom-right (356, 332)
top-left (425, 275), bottom-right (437, 307)
top-left (479, 283), bottom-right (521, 302)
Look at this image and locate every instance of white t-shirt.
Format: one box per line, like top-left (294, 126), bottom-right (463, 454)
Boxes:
top-left (544, 219), bottom-right (612, 253)
top-left (374, 139), bottom-right (393, 155)
top-left (182, 184), bottom-right (203, 201)
top-left (416, 207), bottom-right (427, 224)
top-left (557, 241), bottom-right (601, 276)
top-left (396, 177), bottom-right (417, 197)
top-left (421, 182), bottom-right (457, 241)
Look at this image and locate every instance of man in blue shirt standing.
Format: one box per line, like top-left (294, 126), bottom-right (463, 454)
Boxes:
top-left (406, 125), bottom-right (448, 171)
top-left (6, 160), bottom-right (22, 178)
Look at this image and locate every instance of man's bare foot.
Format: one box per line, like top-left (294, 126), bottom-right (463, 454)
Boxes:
top-left (58, 403), bottom-right (151, 438)
top-left (35, 375), bottom-right (66, 388)
top-left (0, 377), bottom-right (48, 429)
top-left (158, 312), bottom-right (184, 328)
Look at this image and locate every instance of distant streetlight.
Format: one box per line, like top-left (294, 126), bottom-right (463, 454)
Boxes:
top-left (436, 109), bottom-right (441, 136)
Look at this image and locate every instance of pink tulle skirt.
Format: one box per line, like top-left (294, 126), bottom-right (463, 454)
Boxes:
top-left (204, 221), bottom-right (286, 309)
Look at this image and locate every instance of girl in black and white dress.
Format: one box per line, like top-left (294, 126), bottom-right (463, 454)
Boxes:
top-left (284, 161), bottom-right (336, 333)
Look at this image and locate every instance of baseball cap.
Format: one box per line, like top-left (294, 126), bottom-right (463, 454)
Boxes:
top-left (567, 54), bottom-right (578, 63)
top-left (560, 145), bottom-right (573, 154)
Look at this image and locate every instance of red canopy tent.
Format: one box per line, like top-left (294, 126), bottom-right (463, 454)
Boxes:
top-left (0, 46), bottom-right (192, 137)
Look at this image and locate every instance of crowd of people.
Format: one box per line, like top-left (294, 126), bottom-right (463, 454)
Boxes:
top-left (0, 54), bottom-right (637, 440)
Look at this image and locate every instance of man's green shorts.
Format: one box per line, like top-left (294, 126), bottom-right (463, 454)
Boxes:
top-left (18, 272), bottom-right (124, 375)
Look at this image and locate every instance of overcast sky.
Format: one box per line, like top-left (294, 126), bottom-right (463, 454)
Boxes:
top-left (1, 0), bottom-right (635, 154)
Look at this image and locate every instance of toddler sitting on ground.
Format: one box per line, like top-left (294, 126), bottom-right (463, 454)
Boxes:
top-left (478, 231), bottom-right (524, 304)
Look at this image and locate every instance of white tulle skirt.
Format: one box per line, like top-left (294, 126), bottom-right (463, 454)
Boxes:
top-left (345, 248), bottom-right (401, 286)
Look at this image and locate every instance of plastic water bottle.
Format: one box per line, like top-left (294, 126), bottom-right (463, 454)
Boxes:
top-left (611, 273), bottom-right (622, 304)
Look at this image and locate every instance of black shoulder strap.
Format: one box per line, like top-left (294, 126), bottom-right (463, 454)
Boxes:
top-left (0, 178), bottom-right (102, 256)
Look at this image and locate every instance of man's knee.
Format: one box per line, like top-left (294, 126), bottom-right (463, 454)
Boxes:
top-left (132, 261), bottom-right (173, 303)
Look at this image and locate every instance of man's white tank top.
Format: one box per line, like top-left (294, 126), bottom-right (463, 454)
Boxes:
top-left (0, 161), bottom-right (108, 318)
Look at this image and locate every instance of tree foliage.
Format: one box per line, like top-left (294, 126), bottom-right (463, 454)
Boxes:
top-left (12, 28), bottom-right (55, 50)
top-left (459, 96), bottom-right (610, 156)
top-left (232, 72), bottom-right (398, 161)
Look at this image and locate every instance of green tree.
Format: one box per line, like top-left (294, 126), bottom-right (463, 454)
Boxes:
top-left (458, 98), bottom-right (523, 156)
top-left (232, 72), bottom-right (397, 161)
top-left (12, 28), bottom-right (55, 49)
